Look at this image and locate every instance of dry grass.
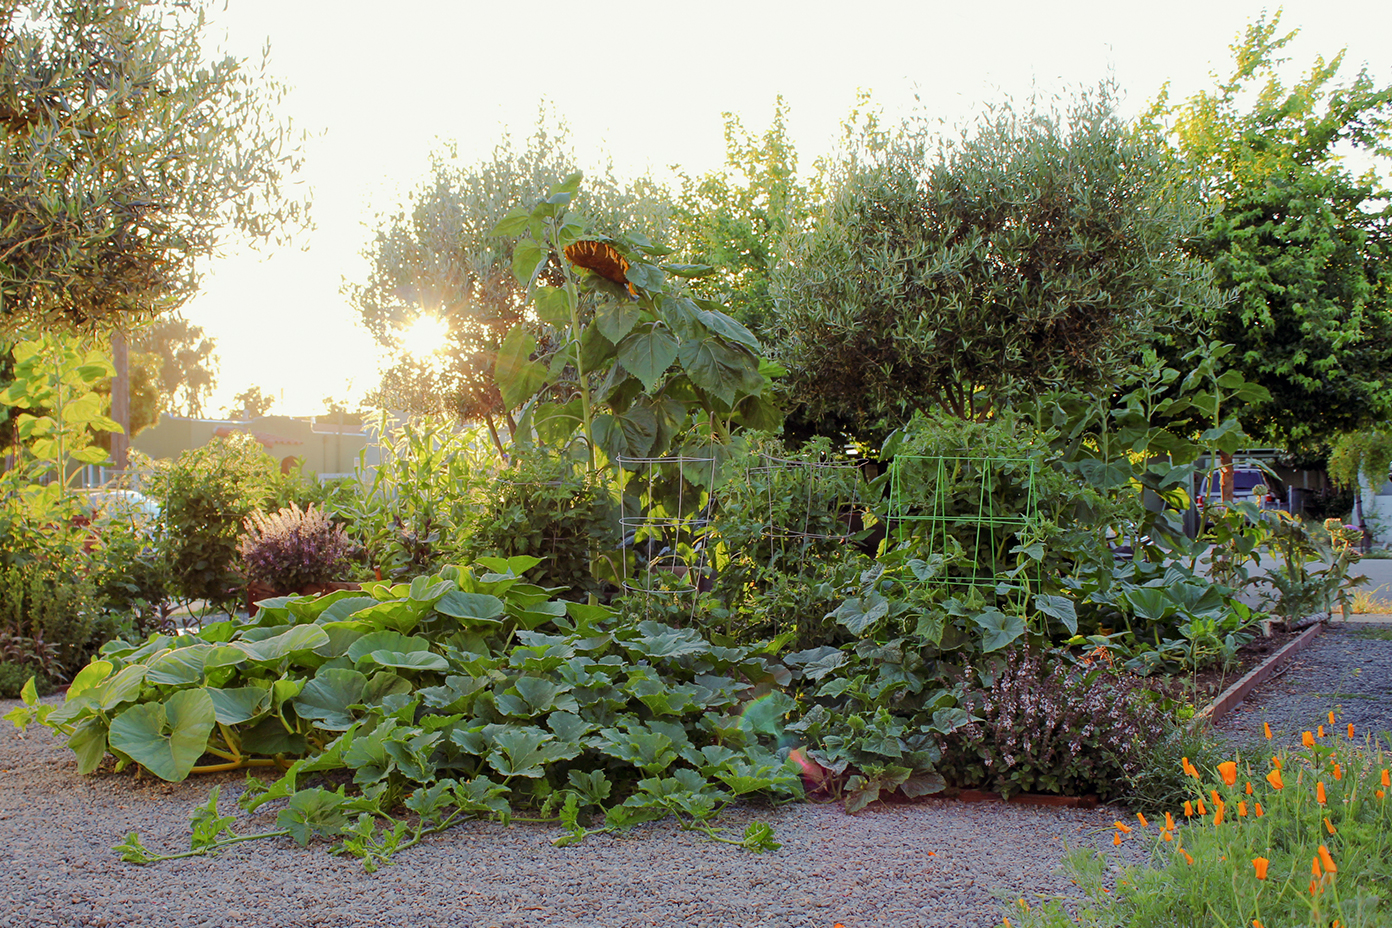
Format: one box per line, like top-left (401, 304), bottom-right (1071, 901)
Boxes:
top-left (1351, 587), bottom-right (1392, 614)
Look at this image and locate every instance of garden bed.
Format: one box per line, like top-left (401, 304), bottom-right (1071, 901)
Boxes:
top-left (1140, 626), bottom-right (1305, 711)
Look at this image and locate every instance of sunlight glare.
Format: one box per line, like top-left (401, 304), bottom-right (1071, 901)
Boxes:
top-left (399, 315), bottom-right (450, 359)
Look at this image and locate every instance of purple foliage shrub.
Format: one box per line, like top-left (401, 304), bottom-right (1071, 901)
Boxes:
top-left (937, 646), bottom-right (1165, 801)
top-left (237, 503), bottom-right (351, 593)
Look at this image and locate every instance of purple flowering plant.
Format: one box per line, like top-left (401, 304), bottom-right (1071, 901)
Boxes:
top-left (237, 503), bottom-right (351, 594)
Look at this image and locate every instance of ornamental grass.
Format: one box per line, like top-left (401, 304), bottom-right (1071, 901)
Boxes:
top-left (1005, 713), bottom-right (1392, 927)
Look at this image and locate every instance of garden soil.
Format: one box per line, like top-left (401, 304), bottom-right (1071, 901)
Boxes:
top-left (0, 696), bottom-right (1143, 928)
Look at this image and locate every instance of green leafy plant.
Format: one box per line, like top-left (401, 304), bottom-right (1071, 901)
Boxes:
top-left (5, 556), bottom-right (801, 867)
top-left (147, 433), bottom-right (278, 616)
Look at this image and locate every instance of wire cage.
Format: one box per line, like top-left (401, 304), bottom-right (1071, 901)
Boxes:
top-left (615, 454), bottom-right (721, 596)
top-left (742, 452), bottom-right (874, 577)
top-left (887, 454), bottom-right (1041, 595)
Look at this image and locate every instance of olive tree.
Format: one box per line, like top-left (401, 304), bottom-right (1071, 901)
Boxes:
top-left (0, 0), bottom-right (307, 332)
top-left (773, 90), bottom-right (1222, 436)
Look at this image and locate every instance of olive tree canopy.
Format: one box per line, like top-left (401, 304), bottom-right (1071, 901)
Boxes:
top-left (0, 0), bottom-right (307, 331)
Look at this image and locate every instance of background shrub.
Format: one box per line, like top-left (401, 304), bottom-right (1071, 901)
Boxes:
top-left (147, 433), bottom-right (277, 614)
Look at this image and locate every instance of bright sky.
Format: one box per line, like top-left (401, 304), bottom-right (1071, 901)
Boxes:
top-left (182, 0), bottom-right (1392, 418)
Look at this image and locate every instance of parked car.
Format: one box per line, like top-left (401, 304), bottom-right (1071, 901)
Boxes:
top-left (75, 488), bottom-right (162, 527)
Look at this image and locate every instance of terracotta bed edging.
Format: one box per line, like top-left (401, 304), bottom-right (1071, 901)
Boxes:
top-left (1190, 622), bottom-right (1325, 731)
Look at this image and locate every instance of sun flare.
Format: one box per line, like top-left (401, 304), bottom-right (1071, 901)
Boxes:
top-left (399, 315), bottom-right (450, 359)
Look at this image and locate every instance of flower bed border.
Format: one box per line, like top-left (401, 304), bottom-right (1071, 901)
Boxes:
top-left (1189, 622), bottom-right (1325, 730)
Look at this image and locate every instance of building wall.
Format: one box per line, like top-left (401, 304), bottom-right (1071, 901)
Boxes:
top-left (132, 414), bottom-right (369, 477)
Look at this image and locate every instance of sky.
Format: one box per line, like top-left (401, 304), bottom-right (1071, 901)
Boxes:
top-left (180, 0), bottom-right (1392, 418)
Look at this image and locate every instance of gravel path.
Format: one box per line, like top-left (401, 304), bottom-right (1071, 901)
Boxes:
top-left (1214, 621), bottom-right (1392, 752)
top-left (0, 699), bottom-right (1143, 928)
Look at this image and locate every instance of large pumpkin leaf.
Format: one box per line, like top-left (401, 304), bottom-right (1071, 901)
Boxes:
top-left (434, 591), bottom-right (505, 624)
top-left (486, 725), bottom-right (580, 778)
top-left (206, 685), bottom-right (273, 725)
top-left (239, 625), bottom-right (330, 664)
top-left (293, 669), bottom-right (368, 731)
top-left (972, 608), bottom-right (1027, 653)
top-left (346, 631), bottom-right (430, 664)
top-left (365, 650), bottom-right (449, 673)
top-left (108, 688), bottom-right (216, 782)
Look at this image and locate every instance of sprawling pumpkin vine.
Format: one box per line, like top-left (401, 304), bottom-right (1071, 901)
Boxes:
top-left (6, 556), bottom-right (801, 867)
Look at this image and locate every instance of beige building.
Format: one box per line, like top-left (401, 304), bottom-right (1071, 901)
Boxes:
top-left (132, 414), bottom-right (370, 478)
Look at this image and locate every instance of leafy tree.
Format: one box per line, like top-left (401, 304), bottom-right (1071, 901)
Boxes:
top-left (672, 98), bottom-right (809, 336)
top-left (130, 315), bottom-right (219, 417)
top-left (773, 90), bottom-right (1222, 437)
top-left (0, 0), bottom-right (307, 331)
top-left (347, 116), bottom-right (675, 442)
top-left (229, 385), bottom-right (275, 419)
top-left (1146, 13), bottom-right (1392, 452)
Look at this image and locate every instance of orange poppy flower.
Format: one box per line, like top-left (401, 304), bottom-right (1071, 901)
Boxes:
top-left (1382, 769), bottom-right (1390, 788)
top-left (1164, 812), bottom-right (1175, 830)
top-left (1312, 856), bottom-right (1323, 878)
top-left (1328, 710), bottom-right (1336, 726)
top-left (1348, 723), bottom-right (1355, 739)
top-left (1136, 812), bottom-right (1148, 828)
top-left (1245, 781), bottom-right (1253, 795)
top-left (1317, 781), bottom-right (1327, 805)
top-left (1254, 920), bottom-right (1264, 928)
top-left (1319, 724), bottom-right (1326, 739)
top-left (1181, 849), bottom-right (1195, 865)
top-left (1318, 845), bottom-right (1338, 873)
top-left (1210, 789), bottom-right (1222, 806)
top-left (1303, 731), bottom-right (1316, 748)
top-left (1218, 762), bottom-right (1238, 786)
top-left (1213, 802), bottom-right (1225, 826)
top-left (1333, 763), bottom-right (1342, 781)
top-left (1184, 800), bottom-right (1194, 817)
top-left (1238, 801), bottom-right (1248, 817)
top-left (1113, 832), bottom-right (1122, 846)
top-left (1114, 821), bottom-right (1131, 834)
top-left (1324, 816), bottom-right (1336, 835)
top-left (1266, 769), bottom-right (1284, 790)
top-left (1182, 757), bottom-right (1199, 778)
top-left (1162, 830), bottom-right (1173, 842)
top-left (1378, 790), bottom-right (1386, 800)
top-left (1255, 802), bottom-right (1264, 817)
top-left (1264, 721), bottom-right (1273, 740)
top-left (1197, 799), bottom-right (1208, 815)
top-left (1253, 857), bottom-right (1270, 880)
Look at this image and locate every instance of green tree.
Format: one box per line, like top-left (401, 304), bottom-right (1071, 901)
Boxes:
top-left (774, 90), bottom-right (1221, 438)
top-left (229, 385), bottom-right (274, 419)
top-left (347, 115), bottom-right (674, 441)
top-left (1147, 13), bottom-right (1392, 452)
top-left (130, 314), bottom-right (219, 417)
top-left (0, 0), bottom-right (307, 331)
top-left (672, 98), bottom-right (809, 336)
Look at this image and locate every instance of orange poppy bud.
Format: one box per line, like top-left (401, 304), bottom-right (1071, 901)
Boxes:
top-left (1162, 829), bottom-right (1173, 842)
top-left (1324, 816), bottom-right (1336, 835)
top-left (1113, 832), bottom-right (1122, 846)
top-left (1319, 724), bottom-right (1326, 739)
top-left (1303, 731), bottom-right (1316, 748)
top-left (1253, 857), bottom-right (1270, 880)
top-left (1255, 802), bottom-right (1264, 817)
top-left (1136, 812), bottom-right (1148, 828)
top-left (1317, 781), bottom-right (1327, 805)
top-left (1378, 790), bottom-right (1386, 800)
top-left (1329, 710), bottom-right (1336, 726)
top-left (1318, 845), bottom-right (1337, 874)
top-left (1348, 723), bottom-right (1355, 739)
top-left (1214, 802), bottom-right (1225, 826)
top-left (1254, 920), bottom-right (1264, 928)
top-left (1218, 762), bottom-right (1237, 786)
top-left (1184, 800), bottom-right (1194, 817)
top-left (1114, 821), bottom-right (1131, 834)
top-left (1263, 721), bottom-right (1273, 740)
top-left (1238, 801), bottom-right (1248, 817)
top-left (1273, 756), bottom-right (1284, 770)
top-left (1382, 769), bottom-right (1390, 788)
top-left (1245, 781), bottom-right (1253, 795)
top-left (1313, 856), bottom-right (1323, 878)
top-left (1164, 812), bottom-right (1175, 830)
top-left (1211, 789), bottom-right (1222, 807)
top-left (1333, 763), bottom-right (1342, 781)
top-left (1266, 769), bottom-right (1284, 790)
top-left (1197, 799), bottom-right (1207, 815)
top-left (1182, 849), bottom-right (1195, 865)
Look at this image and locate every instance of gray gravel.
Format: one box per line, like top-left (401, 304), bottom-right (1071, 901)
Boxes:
top-left (0, 698), bottom-right (1145, 928)
top-left (1214, 621), bottom-right (1392, 752)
